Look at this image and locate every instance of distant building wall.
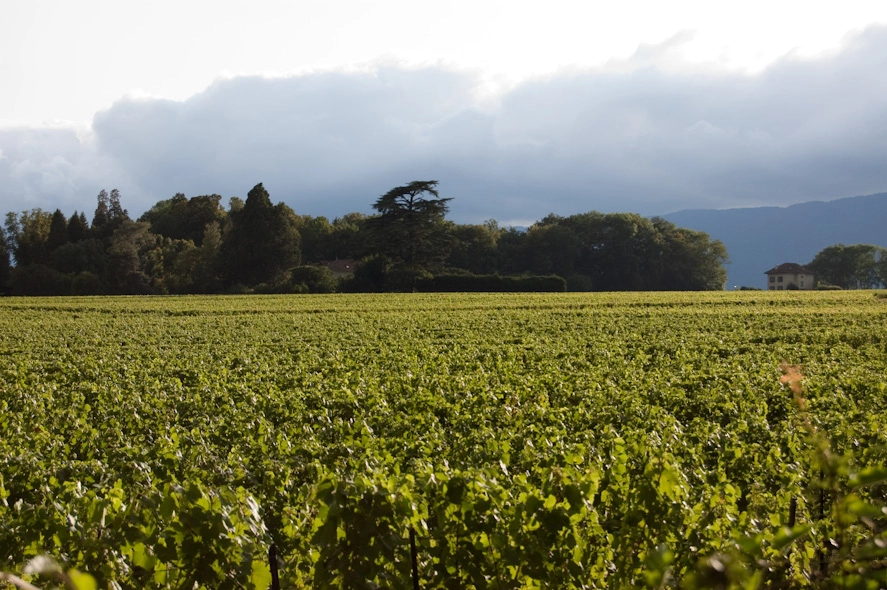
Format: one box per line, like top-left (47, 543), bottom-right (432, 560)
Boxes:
top-left (765, 263), bottom-right (814, 290)
top-left (320, 259), bottom-right (358, 278)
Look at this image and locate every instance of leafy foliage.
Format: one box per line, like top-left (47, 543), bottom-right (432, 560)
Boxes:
top-left (219, 183), bottom-right (302, 287)
top-left (1, 291), bottom-right (886, 587)
top-left (808, 243), bottom-right (887, 289)
top-left (368, 180), bottom-right (453, 269)
top-left (2, 184), bottom-right (733, 295)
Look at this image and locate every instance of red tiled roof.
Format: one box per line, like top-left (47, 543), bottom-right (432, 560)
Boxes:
top-left (320, 259), bottom-right (358, 274)
top-left (764, 262), bottom-right (812, 275)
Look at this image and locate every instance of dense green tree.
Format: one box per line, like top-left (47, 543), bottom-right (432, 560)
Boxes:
top-left (4, 209), bottom-right (53, 266)
top-left (46, 209), bottom-right (70, 252)
top-left (0, 228), bottom-right (11, 293)
top-left (139, 236), bottom-right (203, 294)
top-left (91, 189), bottom-right (130, 241)
top-left (446, 221), bottom-right (501, 274)
top-left (367, 180), bottom-right (453, 269)
top-left (1, 184), bottom-right (735, 294)
top-left (879, 250), bottom-right (887, 288)
top-left (652, 218), bottom-right (728, 290)
top-left (185, 195), bottom-right (226, 245)
top-left (293, 215), bottom-right (333, 263)
top-left (285, 265), bottom-right (338, 293)
top-left (198, 221), bottom-right (223, 291)
top-left (168, 222), bottom-right (223, 293)
top-left (7, 264), bottom-right (71, 295)
top-left (91, 190), bottom-right (111, 239)
top-left (295, 213), bottom-right (370, 263)
top-left (50, 239), bottom-right (107, 277)
top-left (219, 183), bottom-right (301, 287)
top-left (598, 214), bottom-right (660, 290)
top-left (558, 213), bottom-right (661, 290)
top-left (272, 202), bottom-right (303, 266)
top-left (140, 193), bottom-right (226, 246)
top-left (808, 244), bottom-right (886, 289)
top-left (491, 212), bottom-right (727, 291)
top-left (228, 196), bottom-right (245, 214)
top-left (329, 213), bottom-right (370, 260)
top-left (108, 189), bottom-right (130, 230)
top-left (70, 271), bottom-right (104, 295)
top-left (495, 227), bottom-right (531, 274)
top-left (67, 211), bottom-right (90, 243)
top-left (571, 213), bottom-right (727, 291)
top-left (523, 221), bottom-right (580, 278)
top-left (139, 193), bottom-right (188, 239)
top-left (106, 221), bottom-right (156, 294)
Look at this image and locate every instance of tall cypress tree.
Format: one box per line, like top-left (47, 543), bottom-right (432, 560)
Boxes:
top-left (46, 209), bottom-right (69, 252)
top-left (67, 211), bottom-right (89, 243)
top-left (108, 188), bottom-right (130, 231)
top-left (92, 190), bottom-right (111, 240)
top-left (218, 183), bottom-right (300, 287)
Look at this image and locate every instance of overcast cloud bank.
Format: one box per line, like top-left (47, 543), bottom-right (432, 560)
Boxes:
top-left (2, 26), bottom-right (886, 223)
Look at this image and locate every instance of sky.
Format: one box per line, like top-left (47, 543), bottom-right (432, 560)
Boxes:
top-left (2, 0), bottom-right (887, 225)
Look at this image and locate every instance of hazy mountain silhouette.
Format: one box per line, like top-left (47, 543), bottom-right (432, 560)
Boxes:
top-left (663, 193), bottom-right (887, 289)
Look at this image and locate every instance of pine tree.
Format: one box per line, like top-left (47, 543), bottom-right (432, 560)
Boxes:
top-left (219, 183), bottom-right (301, 287)
top-left (368, 180), bottom-right (452, 268)
top-left (92, 190), bottom-right (111, 239)
top-left (46, 209), bottom-right (69, 252)
top-left (108, 189), bottom-right (129, 226)
top-left (67, 211), bottom-right (90, 243)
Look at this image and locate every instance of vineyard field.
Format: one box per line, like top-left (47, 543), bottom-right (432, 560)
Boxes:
top-left (2, 291), bottom-right (887, 588)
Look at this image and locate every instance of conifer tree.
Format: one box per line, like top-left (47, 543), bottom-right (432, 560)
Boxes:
top-left (46, 209), bottom-right (69, 252)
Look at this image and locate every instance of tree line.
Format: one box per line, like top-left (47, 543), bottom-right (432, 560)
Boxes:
top-left (807, 244), bottom-right (887, 290)
top-left (0, 181), bottom-right (731, 295)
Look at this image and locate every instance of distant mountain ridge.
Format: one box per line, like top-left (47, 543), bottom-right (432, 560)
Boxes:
top-left (663, 193), bottom-right (887, 289)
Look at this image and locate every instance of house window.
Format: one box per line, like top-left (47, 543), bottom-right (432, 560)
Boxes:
top-left (770, 276), bottom-right (775, 283)
top-left (777, 276), bottom-right (783, 283)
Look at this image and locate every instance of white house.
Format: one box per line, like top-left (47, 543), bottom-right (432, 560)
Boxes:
top-left (764, 263), bottom-right (814, 290)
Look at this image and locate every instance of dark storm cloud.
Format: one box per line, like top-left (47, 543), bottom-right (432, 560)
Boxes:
top-left (2, 26), bottom-right (887, 223)
top-left (88, 66), bottom-right (484, 216)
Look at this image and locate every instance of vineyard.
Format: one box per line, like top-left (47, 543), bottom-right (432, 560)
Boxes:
top-left (2, 291), bottom-right (887, 588)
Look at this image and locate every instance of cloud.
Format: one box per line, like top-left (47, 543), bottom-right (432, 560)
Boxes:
top-left (2, 26), bottom-right (887, 223)
top-left (0, 126), bottom-right (86, 210)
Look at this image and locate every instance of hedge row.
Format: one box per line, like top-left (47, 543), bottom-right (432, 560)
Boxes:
top-left (415, 273), bottom-right (567, 292)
